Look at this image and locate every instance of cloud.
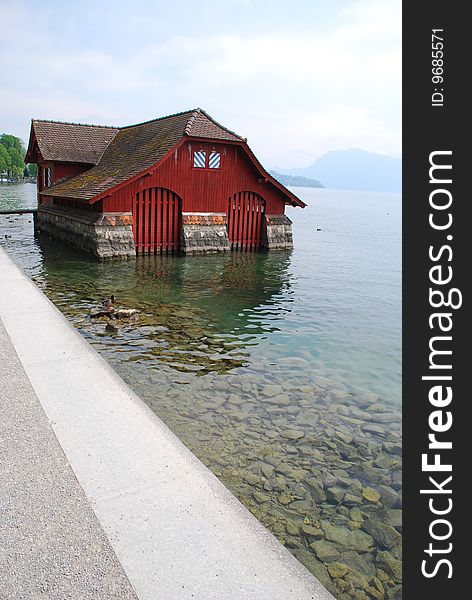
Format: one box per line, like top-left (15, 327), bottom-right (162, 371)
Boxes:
top-left (0, 0), bottom-right (401, 164)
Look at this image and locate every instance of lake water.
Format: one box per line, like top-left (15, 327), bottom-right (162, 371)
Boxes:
top-left (0, 183), bottom-right (402, 599)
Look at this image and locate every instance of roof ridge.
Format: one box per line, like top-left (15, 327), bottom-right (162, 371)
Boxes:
top-left (184, 109), bottom-right (200, 135)
top-left (31, 109), bottom-right (243, 139)
top-left (32, 118), bottom-right (119, 130)
top-left (120, 108), bottom-right (198, 131)
top-left (185, 108), bottom-right (244, 141)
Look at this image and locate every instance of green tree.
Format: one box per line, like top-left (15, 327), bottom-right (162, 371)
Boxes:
top-left (0, 133), bottom-right (24, 154)
top-left (0, 144), bottom-right (11, 175)
top-left (27, 163), bottom-right (38, 176)
top-left (8, 147), bottom-right (24, 178)
top-left (0, 133), bottom-right (28, 180)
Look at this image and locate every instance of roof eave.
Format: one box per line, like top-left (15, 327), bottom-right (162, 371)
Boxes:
top-left (25, 121), bottom-right (40, 163)
top-left (241, 142), bottom-right (306, 208)
top-left (184, 136), bottom-right (305, 206)
top-left (184, 134), bottom-right (243, 145)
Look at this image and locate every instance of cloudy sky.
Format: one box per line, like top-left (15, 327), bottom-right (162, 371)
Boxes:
top-left (0, 0), bottom-right (401, 168)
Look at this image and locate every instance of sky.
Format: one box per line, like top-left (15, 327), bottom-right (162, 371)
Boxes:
top-left (0, 0), bottom-right (401, 169)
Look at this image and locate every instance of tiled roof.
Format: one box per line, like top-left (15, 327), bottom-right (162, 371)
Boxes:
top-left (41, 109), bottom-right (243, 201)
top-left (184, 109), bottom-right (242, 141)
top-left (30, 120), bottom-right (119, 164)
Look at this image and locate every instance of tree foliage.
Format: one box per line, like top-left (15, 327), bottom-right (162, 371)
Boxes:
top-left (0, 133), bottom-right (36, 179)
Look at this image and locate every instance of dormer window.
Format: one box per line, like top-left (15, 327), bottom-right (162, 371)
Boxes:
top-left (193, 149), bottom-right (221, 169)
top-left (193, 150), bottom-right (206, 168)
top-left (208, 151), bottom-right (220, 169)
top-left (44, 167), bottom-right (52, 187)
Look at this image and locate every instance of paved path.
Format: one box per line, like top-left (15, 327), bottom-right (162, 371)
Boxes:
top-left (0, 247), bottom-right (334, 600)
top-left (0, 319), bottom-right (138, 599)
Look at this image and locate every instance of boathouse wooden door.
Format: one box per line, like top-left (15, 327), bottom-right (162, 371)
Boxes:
top-left (227, 191), bottom-right (265, 250)
top-left (132, 187), bottom-right (181, 254)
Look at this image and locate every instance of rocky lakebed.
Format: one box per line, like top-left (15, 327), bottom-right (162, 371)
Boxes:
top-left (36, 290), bottom-right (402, 600)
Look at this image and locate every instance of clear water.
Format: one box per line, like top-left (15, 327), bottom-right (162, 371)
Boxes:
top-left (1, 183), bottom-right (402, 599)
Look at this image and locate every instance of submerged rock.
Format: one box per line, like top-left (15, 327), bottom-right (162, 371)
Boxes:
top-left (327, 562), bottom-right (350, 578)
top-left (242, 472), bottom-right (260, 486)
top-left (362, 487), bottom-right (381, 503)
top-left (379, 509), bottom-right (402, 529)
top-left (326, 486), bottom-right (346, 504)
top-left (310, 540), bottom-right (339, 561)
top-left (321, 521), bottom-right (374, 552)
top-left (279, 491), bottom-right (294, 506)
top-left (376, 551), bottom-right (402, 581)
top-left (260, 463), bottom-right (275, 478)
top-left (260, 384), bottom-right (284, 397)
top-left (286, 520), bottom-right (300, 536)
top-left (301, 524), bottom-right (324, 539)
top-left (303, 477), bottom-right (327, 503)
top-left (344, 493), bottom-right (363, 506)
top-left (280, 428), bottom-right (305, 440)
top-left (377, 485), bottom-right (401, 509)
top-left (350, 507), bottom-right (364, 523)
top-left (363, 520), bottom-right (401, 549)
top-left (253, 491), bottom-right (270, 504)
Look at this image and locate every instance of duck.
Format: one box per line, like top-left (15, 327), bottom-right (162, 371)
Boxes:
top-left (101, 295), bottom-right (116, 311)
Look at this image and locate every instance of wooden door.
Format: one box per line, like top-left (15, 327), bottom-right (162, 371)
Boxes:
top-left (227, 191), bottom-right (265, 250)
top-left (133, 187), bottom-right (181, 254)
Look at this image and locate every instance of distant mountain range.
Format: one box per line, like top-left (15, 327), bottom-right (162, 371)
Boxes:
top-left (273, 148), bottom-right (402, 193)
top-left (270, 171), bottom-right (324, 188)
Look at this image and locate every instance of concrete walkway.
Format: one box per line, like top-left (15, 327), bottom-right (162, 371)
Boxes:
top-left (0, 319), bottom-right (137, 599)
top-left (0, 247), bottom-right (334, 600)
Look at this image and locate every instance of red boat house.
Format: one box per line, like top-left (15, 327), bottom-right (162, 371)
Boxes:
top-left (25, 109), bottom-right (305, 258)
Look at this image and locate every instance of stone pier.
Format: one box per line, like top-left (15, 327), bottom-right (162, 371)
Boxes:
top-left (264, 215), bottom-right (294, 250)
top-left (181, 212), bottom-right (230, 254)
top-left (35, 206), bottom-right (294, 258)
top-left (36, 205), bottom-right (136, 259)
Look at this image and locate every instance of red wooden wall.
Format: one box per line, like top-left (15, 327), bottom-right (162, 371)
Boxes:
top-left (53, 162), bottom-right (90, 183)
top-left (38, 161), bottom-right (91, 207)
top-left (100, 141), bottom-right (287, 216)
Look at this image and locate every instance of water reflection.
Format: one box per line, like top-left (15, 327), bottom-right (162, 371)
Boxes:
top-left (38, 245), bottom-right (293, 374)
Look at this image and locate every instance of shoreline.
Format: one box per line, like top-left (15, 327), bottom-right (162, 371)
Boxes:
top-left (0, 245), bottom-right (334, 599)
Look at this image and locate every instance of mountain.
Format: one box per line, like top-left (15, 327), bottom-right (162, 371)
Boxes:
top-left (270, 171), bottom-right (324, 188)
top-left (274, 149), bottom-right (401, 193)
top-left (268, 150), bottom-right (318, 169)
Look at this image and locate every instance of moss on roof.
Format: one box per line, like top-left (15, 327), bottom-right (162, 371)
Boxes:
top-left (41, 109), bottom-right (243, 201)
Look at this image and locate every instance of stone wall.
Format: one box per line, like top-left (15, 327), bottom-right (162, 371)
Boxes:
top-left (181, 213), bottom-right (230, 254)
top-left (36, 205), bottom-right (136, 259)
top-left (36, 207), bottom-right (294, 258)
top-left (264, 215), bottom-right (294, 250)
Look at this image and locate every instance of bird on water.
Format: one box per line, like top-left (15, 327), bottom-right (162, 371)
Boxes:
top-left (102, 295), bottom-right (116, 310)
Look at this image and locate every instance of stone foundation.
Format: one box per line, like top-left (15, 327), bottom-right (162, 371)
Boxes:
top-left (36, 205), bottom-right (136, 259)
top-left (264, 215), bottom-right (294, 250)
top-left (181, 213), bottom-right (230, 254)
top-left (36, 207), bottom-right (294, 258)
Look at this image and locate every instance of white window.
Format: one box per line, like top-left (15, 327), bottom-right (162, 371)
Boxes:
top-left (208, 151), bottom-right (220, 169)
top-left (193, 150), bottom-right (206, 168)
top-left (44, 167), bottom-right (52, 187)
